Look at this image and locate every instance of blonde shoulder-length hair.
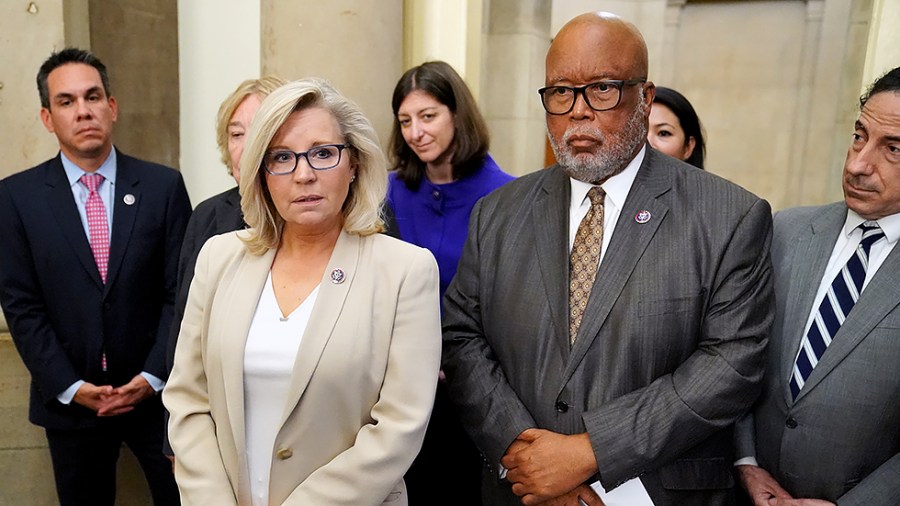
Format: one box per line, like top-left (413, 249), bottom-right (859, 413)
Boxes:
top-left (238, 78), bottom-right (387, 254)
top-left (215, 75), bottom-right (286, 176)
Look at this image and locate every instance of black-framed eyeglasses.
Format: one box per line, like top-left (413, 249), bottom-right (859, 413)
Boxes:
top-left (263, 143), bottom-right (347, 175)
top-left (538, 79), bottom-right (646, 115)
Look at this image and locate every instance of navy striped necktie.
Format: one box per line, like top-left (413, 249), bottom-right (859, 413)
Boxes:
top-left (790, 221), bottom-right (885, 399)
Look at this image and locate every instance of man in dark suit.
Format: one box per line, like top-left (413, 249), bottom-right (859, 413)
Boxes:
top-left (0, 48), bottom-right (190, 505)
top-left (441, 12), bottom-right (774, 506)
top-left (734, 68), bottom-right (900, 506)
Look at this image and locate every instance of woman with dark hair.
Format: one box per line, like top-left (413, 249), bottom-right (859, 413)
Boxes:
top-left (648, 86), bottom-right (706, 169)
top-left (386, 61), bottom-right (514, 505)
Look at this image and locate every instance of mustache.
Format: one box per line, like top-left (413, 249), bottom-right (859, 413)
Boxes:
top-left (562, 126), bottom-right (605, 145)
top-left (845, 175), bottom-right (878, 192)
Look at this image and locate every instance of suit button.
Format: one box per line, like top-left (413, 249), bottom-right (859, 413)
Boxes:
top-left (275, 447), bottom-right (293, 460)
top-left (555, 401), bottom-right (569, 413)
top-left (785, 417), bottom-right (798, 429)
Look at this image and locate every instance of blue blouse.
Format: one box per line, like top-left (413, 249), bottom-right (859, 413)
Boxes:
top-left (387, 154), bottom-right (514, 301)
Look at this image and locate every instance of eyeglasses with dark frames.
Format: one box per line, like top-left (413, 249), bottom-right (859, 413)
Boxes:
top-left (538, 79), bottom-right (646, 115)
top-left (263, 143), bottom-right (348, 175)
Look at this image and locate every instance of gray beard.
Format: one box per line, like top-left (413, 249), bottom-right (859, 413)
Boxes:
top-left (549, 101), bottom-right (648, 184)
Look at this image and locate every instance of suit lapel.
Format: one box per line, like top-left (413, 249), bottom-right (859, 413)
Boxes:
top-left (105, 151), bottom-right (139, 294)
top-left (778, 205), bottom-right (844, 405)
top-left (795, 225), bottom-right (900, 402)
top-left (44, 156), bottom-right (105, 288)
top-left (219, 244), bottom-right (275, 464)
top-left (279, 231), bottom-right (360, 426)
top-left (562, 151), bottom-right (671, 387)
top-left (532, 168), bottom-right (573, 355)
top-left (218, 187), bottom-right (244, 231)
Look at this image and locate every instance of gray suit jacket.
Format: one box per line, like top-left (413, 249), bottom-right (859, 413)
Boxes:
top-left (734, 203), bottom-right (900, 505)
top-left (442, 148), bottom-right (774, 506)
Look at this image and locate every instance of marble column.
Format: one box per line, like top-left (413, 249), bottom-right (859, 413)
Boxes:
top-left (261, 0), bottom-right (403, 150)
top-left (178, 0), bottom-right (261, 204)
top-left (481, 0), bottom-right (551, 176)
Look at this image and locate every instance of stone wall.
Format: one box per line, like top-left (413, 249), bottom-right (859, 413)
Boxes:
top-left (0, 1), bottom-right (177, 503)
top-left (261, 0), bottom-right (404, 153)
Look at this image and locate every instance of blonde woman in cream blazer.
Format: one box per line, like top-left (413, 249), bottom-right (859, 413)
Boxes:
top-left (164, 79), bottom-right (441, 506)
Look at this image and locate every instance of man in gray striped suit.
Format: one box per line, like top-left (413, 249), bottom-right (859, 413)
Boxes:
top-left (442, 11), bottom-right (775, 506)
top-left (735, 67), bottom-right (900, 506)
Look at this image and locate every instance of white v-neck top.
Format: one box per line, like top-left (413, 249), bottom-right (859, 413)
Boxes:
top-left (244, 271), bottom-right (319, 506)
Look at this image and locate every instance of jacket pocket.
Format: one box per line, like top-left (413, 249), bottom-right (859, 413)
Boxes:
top-left (658, 457), bottom-right (735, 490)
top-left (638, 296), bottom-right (700, 317)
top-left (381, 487), bottom-right (403, 504)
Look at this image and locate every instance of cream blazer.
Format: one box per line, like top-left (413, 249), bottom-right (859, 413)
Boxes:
top-left (163, 229), bottom-right (441, 506)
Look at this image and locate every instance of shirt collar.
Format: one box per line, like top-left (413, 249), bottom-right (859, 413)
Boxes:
top-left (61, 148), bottom-right (118, 188)
top-left (843, 207), bottom-right (900, 245)
top-left (569, 144), bottom-right (646, 209)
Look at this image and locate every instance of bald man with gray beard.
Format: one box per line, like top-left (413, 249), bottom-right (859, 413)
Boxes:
top-left (441, 12), bottom-right (774, 506)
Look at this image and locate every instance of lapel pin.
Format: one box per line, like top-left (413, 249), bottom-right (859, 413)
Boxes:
top-left (634, 210), bottom-right (651, 224)
top-left (123, 194), bottom-right (136, 205)
top-left (330, 268), bottom-right (346, 284)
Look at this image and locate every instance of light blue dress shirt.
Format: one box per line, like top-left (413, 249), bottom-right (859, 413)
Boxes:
top-left (56, 149), bottom-right (165, 405)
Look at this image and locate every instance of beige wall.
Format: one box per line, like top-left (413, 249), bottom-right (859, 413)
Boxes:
top-left (863, 0), bottom-right (900, 85)
top-left (0, 1), bottom-right (67, 181)
top-left (89, 0), bottom-right (180, 169)
top-left (261, 0), bottom-right (403, 154)
top-left (481, 0), bottom-right (552, 175)
top-left (178, 0), bottom-right (261, 204)
top-left (404, 0), bottom-right (471, 76)
top-left (672, 1), bottom-right (811, 207)
top-left (403, 0), bottom-right (485, 100)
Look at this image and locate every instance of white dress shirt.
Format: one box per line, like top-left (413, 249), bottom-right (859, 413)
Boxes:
top-left (735, 208), bottom-right (900, 467)
top-left (568, 146), bottom-right (645, 257)
top-left (244, 271), bottom-right (319, 506)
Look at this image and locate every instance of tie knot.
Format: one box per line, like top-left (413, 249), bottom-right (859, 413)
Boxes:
top-left (586, 186), bottom-right (605, 207)
top-left (80, 173), bottom-right (104, 192)
top-left (858, 221), bottom-right (885, 252)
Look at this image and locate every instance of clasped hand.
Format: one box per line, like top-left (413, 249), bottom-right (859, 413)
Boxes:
top-left (73, 375), bottom-right (155, 416)
top-left (501, 428), bottom-right (603, 505)
top-left (736, 465), bottom-right (835, 506)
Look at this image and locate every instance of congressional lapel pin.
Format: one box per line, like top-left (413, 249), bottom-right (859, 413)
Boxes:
top-left (634, 210), bottom-right (652, 224)
top-left (124, 194), bottom-right (136, 205)
top-left (330, 268), bottom-right (346, 284)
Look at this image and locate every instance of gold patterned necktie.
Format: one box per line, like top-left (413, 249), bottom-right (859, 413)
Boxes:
top-left (569, 186), bottom-right (605, 344)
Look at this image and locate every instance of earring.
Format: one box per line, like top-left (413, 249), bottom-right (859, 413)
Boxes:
top-left (350, 174), bottom-right (356, 183)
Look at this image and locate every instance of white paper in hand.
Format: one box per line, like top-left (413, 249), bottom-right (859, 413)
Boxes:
top-left (583, 478), bottom-right (655, 506)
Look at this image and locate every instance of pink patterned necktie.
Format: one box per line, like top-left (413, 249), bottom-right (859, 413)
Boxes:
top-left (79, 173), bottom-right (109, 283)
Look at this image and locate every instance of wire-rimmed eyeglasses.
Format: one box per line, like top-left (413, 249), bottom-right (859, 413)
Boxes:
top-left (263, 143), bottom-right (347, 175)
top-left (538, 79), bottom-right (646, 115)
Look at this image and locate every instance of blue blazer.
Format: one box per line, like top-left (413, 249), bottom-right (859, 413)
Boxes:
top-left (0, 150), bottom-right (192, 429)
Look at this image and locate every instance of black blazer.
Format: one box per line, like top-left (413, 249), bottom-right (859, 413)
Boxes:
top-left (0, 150), bottom-right (192, 430)
top-left (167, 185), bottom-right (244, 371)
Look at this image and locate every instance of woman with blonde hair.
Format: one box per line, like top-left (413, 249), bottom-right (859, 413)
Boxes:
top-left (167, 76), bottom-right (286, 380)
top-left (165, 78), bottom-right (441, 506)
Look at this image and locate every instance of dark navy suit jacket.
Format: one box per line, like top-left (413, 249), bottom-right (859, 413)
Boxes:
top-left (0, 150), bottom-right (192, 429)
top-left (166, 185), bottom-right (244, 372)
